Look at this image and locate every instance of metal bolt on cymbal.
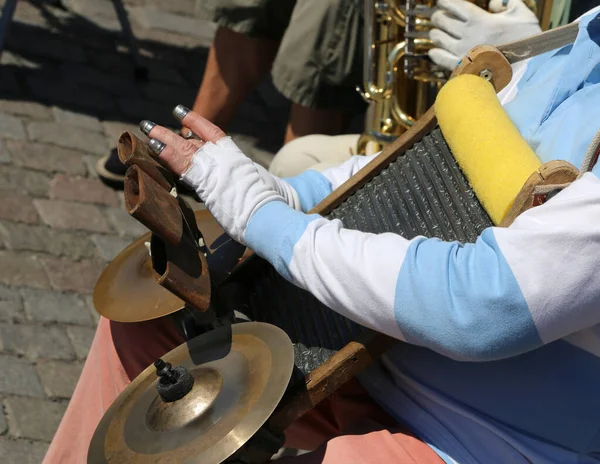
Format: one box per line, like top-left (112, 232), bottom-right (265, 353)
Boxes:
top-left (155, 359), bottom-right (178, 384)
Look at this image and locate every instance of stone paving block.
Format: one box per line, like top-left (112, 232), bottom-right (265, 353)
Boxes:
top-left (22, 289), bottom-right (92, 325)
top-left (65, 0), bottom-right (119, 19)
top-left (49, 174), bottom-right (120, 207)
top-left (27, 122), bottom-right (109, 156)
top-left (67, 325), bottom-right (96, 359)
top-left (0, 99), bottom-right (53, 120)
top-left (0, 323), bottom-right (75, 360)
top-left (0, 355), bottom-right (44, 397)
top-left (52, 107), bottom-right (103, 132)
top-left (0, 285), bottom-right (23, 322)
top-left (27, 77), bottom-right (116, 115)
top-left (0, 139), bottom-right (10, 164)
top-left (0, 251), bottom-right (50, 289)
top-left (4, 396), bottom-right (67, 441)
top-left (13, 0), bottom-right (60, 28)
top-left (0, 113), bottom-right (26, 140)
top-left (0, 438), bottom-right (49, 464)
top-left (0, 166), bottom-right (50, 197)
top-left (0, 68), bottom-right (20, 95)
top-left (63, 0), bottom-right (121, 31)
top-left (0, 222), bottom-right (96, 260)
top-left (82, 154), bottom-right (101, 178)
top-left (84, 294), bottom-right (100, 323)
top-left (34, 199), bottom-right (112, 233)
top-left (117, 97), bottom-right (173, 126)
top-left (60, 63), bottom-right (139, 97)
top-left (117, 192), bottom-right (127, 209)
top-left (142, 81), bottom-right (195, 106)
top-left (147, 0), bottom-right (196, 15)
top-left (88, 50), bottom-right (136, 75)
top-left (0, 191), bottom-right (39, 224)
top-left (40, 256), bottom-right (105, 293)
top-left (105, 206), bottom-right (148, 237)
top-left (0, 407), bottom-right (6, 435)
top-left (10, 56), bottom-right (61, 79)
top-left (193, 0), bottom-right (214, 17)
top-left (7, 29), bottom-right (87, 63)
top-left (68, 18), bottom-right (123, 42)
top-left (0, 49), bottom-right (47, 70)
top-left (36, 359), bottom-right (84, 398)
top-left (39, 228), bottom-right (97, 261)
top-left (91, 234), bottom-right (132, 261)
top-left (6, 140), bottom-right (87, 176)
top-left (0, 221), bottom-right (44, 253)
top-left (139, 58), bottom-right (187, 85)
top-left (0, 50), bottom-right (21, 66)
top-left (131, 7), bottom-right (216, 42)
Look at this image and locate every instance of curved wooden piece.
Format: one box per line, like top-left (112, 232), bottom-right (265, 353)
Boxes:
top-left (500, 160), bottom-right (579, 227)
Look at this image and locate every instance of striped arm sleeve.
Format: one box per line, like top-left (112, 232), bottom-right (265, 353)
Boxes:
top-left (283, 170), bottom-right (333, 212)
top-left (320, 153), bottom-right (380, 190)
top-left (264, 153), bottom-right (380, 213)
top-left (254, 163), bottom-right (333, 213)
top-left (244, 173), bottom-right (600, 362)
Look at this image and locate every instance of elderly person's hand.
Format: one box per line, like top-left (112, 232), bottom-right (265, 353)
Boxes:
top-left (139, 106), bottom-right (295, 245)
top-left (428, 0), bottom-right (541, 71)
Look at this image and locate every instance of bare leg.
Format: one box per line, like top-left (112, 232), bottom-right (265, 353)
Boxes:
top-left (182, 27), bottom-right (278, 135)
top-left (284, 103), bottom-right (348, 144)
top-left (43, 317), bottom-right (184, 464)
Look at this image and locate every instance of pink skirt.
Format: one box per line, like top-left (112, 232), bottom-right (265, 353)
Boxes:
top-left (44, 317), bottom-right (443, 464)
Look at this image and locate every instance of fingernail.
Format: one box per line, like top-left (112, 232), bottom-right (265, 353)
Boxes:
top-left (172, 104), bottom-right (190, 122)
top-left (148, 138), bottom-right (166, 155)
top-left (183, 130), bottom-right (193, 140)
top-left (139, 120), bottom-right (156, 136)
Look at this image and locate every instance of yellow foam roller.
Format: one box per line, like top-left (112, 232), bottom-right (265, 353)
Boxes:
top-left (435, 74), bottom-right (541, 225)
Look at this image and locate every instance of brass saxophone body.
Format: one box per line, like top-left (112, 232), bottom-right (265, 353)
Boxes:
top-left (357, 0), bottom-right (554, 154)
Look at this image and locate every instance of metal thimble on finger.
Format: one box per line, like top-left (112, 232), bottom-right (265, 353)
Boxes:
top-left (148, 138), bottom-right (166, 155)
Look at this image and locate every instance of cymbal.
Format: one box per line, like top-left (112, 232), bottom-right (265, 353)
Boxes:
top-left (88, 322), bottom-right (294, 464)
top-left (93, 209), bottom-right (233, 323)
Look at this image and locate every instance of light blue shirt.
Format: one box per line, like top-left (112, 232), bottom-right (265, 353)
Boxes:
top-left (242, 7), bottom-right (600, 463)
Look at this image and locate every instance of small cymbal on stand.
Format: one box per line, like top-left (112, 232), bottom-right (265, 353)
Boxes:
top-left (88, 322), bottom-right (294, 464)
top-left (93, 210), bottom-right (234, 323)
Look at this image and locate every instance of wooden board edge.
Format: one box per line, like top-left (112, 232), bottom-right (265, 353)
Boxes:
top-left (268, 331), bottom-right (395, 431)
top-left (500, 160), bottom-right (579, 227)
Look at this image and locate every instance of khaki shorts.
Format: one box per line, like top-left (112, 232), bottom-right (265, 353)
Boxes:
top-left (268, 134), bottom-right (358, 177)
top-left (213, 0), bottom-right (364, 111)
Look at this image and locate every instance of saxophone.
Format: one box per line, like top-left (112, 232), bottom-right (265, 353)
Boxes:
top-left (357, 0), bottom-right (554, 154)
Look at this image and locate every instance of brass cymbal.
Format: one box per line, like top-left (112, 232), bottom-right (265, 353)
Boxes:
top-left (88, 322), bottom-right (294, 464)
top-left (93, 209), bottom-right (230, 323)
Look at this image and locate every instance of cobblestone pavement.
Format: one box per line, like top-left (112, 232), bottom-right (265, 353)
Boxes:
top-left (0, 0), bottom-right (291, 460)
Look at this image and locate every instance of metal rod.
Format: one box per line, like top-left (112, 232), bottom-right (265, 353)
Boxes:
top-left (109, 0), bottom-right (148, 79)
top-left (0, 0), bottom-right (19, 62)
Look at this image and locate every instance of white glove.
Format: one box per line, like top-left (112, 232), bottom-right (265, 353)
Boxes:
top-left (252, 162), bottom-right (302, 211)
top-left (428, 0), bottom-right (542, 71)
top-left (180, 137), bottom-right (286, 244)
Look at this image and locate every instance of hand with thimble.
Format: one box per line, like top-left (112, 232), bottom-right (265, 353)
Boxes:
top-left (139, 105), bottom-right (311, 245)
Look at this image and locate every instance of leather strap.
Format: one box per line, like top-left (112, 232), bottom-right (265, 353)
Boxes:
top-left (498, 22), bottom-right (579, 63)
